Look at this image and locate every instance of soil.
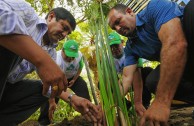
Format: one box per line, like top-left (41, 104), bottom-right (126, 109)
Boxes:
top-left (169, 106), bottom-right (194, 126)
top-left (19, 106), bottom-right (194, 126)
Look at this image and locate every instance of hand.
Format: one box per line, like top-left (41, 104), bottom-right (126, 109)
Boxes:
top-left (139, 99), bottom-right (170, 126)
top-left (48, 98), bottom-right (57, 123)
top-left (134, 102), bottom-right (146, 117)
top-left (68, 79), bottom-right (75, 88)
top-left (94, 105), bottom-right (104, 126)
top-left (36, 58), bottom-right (68, 98)
top-left (70, 95), bottom-right (103, 124)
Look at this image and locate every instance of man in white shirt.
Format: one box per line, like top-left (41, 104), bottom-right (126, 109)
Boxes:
top-left (38, 40), bottom-right (91, 125)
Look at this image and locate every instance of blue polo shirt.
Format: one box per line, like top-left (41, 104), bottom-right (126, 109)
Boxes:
top-left (124, 0), bottom-right (184, 66)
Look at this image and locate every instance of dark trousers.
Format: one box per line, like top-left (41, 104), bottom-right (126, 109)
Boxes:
top-left (38, 76), bottom-right (91, 125)
top-left (141, 67), bottom-right (152, 108)
top-left (0, 47), bottom-right (21, 101)
top-left (0, 80), bottom-right (48, 125)
top-left (146, 65), bottom-right (194, 104)
top-left (183, 0), bottom-right (194, 83)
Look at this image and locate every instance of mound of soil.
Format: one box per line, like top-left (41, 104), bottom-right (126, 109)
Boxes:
top-left (55, 116), bottom-right (93, 126)
top-left (19, 106), bottom-right (194, 126)
top-left (169, 106), bottom-right (194, 126)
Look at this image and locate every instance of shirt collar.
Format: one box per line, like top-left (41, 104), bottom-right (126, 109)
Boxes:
top-left (136, 13), bottom-right (144, 27)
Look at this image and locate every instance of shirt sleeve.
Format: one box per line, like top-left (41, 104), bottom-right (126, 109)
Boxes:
top-left (137, 58), bottom-right (143, 67)
top-left (7, 60), bottom-right (35, 83)
top-left (147, 0), bottom-right (184, 33)
top-left (124, 41), bottom-right (138, 67)
top-left (0, 1), bottom-right (29, 35)
top-left (79, 57), bottom-right (84, 70)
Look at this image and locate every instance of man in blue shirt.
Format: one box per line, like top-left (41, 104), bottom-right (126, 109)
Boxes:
top-left (108, 32), bottom-right (152, 109)
top-left (108, 0), bottom-right (194, 125)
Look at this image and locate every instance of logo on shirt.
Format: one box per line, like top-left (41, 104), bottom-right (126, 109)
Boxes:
top-left (66, 64), bottom-right (75, 71)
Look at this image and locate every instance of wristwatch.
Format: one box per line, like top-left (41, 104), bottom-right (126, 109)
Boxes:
top-left (68, 93), bottom-right (75, 106)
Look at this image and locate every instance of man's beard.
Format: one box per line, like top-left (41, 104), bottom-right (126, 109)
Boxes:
top-left (114, 49), bottom-right (124, 59)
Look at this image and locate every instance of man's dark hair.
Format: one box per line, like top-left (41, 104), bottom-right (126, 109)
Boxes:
top-left (110, 4), bottom-right (128, 14)
top-left (45, 7), bottom-right (76, 30)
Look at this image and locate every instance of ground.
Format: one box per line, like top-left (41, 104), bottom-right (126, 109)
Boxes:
top-left (19, 106), bottom-right (194, 126)
top-left (169, 106), bottom-right (194, 126)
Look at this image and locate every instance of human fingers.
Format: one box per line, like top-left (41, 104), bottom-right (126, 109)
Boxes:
top-left (94, 122), bottom-right (103, 126)
top-left (48, 109), bottom-right (53, 122)
top-left (94, 123), bottom-right (97, 126)
top-left (153, 121), bottom-right (160, 126)
top-left (63, 77), bottom-right (68, 92)
top-left (57, 80), bottom-right (64, 96)
top-left (86, 109), bottom-right (97, 122)
top-left (91, 105), bottom-right (103, 121)
top-left (148, 121), bottom-right (154, 126)
top-left (88, 106), bottom-right (100, 122)
top-left (50, 84), bottom-right (59, 98)
top-left (42, 82), bottom-right (50, 96)
top-left (48, 106), bottom-right (55, 122)
top-left (161, 122), bottom-right (169, 126)
top-left (137, 107), bottom-right (146, 117)
top-left (139, 116), bottom-right (146, 126)
top-left (97, 122), bottom-right (103, 126)
top-left (67, 83), bottom-right (73, 88)
top-left (87, 103), bottom-right (99, 114)
top-left (84, 112), bottom-right (92, 122)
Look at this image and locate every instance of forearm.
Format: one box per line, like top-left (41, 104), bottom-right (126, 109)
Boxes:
top-left (73, 69), bottom-right (81, 81)
top-left (156, 18), bottom-right (188, 107)
top-left (156, 42), bottom-right (187, 106)
top-left (121, 76), bottom-right (132, 96)
top-left (133, 68), bottom-right (143, 104)
top-left (59, 90), bottom-right (75, 103)
top-left (121, 65), bottom-right (136, 96)
top-left (0, 34), bottom-right (54, 68)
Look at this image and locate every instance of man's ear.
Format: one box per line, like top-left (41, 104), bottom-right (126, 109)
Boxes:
top-left (47, 11), bottom-right (56, 22)
top-left (125, 8), bottom-right (133, 14)
top-left (121, 40), bottom-right (125, 46)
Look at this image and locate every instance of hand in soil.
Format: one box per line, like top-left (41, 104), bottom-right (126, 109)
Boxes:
top-left (135, 102), bottom-right (146, 116)
top-left (139, 100), bottom-right (170, 126)
top-left (48, 98), bottom-right (57, 123)
top-left (71, 95), bottom-right (103, 124)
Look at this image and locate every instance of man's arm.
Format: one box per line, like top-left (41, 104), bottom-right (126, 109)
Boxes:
top-left (0, 34), bottom-right (68, 98)
top-left (58, 91), bottom-right (102, 124)
top-left (121, 64), bottom-right (137, 95)
top-left (133, 68), bottom-right (146, 116)
top-left (156, 17), bottom-right (187, 107)
top-left (68, 69), bottom-right (81, 87)
top-left (68, 56), bottom-right (84, 87)
top-left (140, 17), bottom-right (187, 125)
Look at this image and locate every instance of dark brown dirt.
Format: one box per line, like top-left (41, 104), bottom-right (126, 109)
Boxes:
top-left (19, 106), bottom-right (194, 126)
top-left (169, 106), bottom-right (194, 126)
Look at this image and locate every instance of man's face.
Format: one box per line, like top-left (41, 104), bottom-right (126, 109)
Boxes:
top-left (47, 13), bottom-right (73, 43)
top-left (62, 50), bottom-right (75, 62)
top-left (110, 44), bottom-right (123, 59)
top-left (108, 9), bottom-right (136, 37)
